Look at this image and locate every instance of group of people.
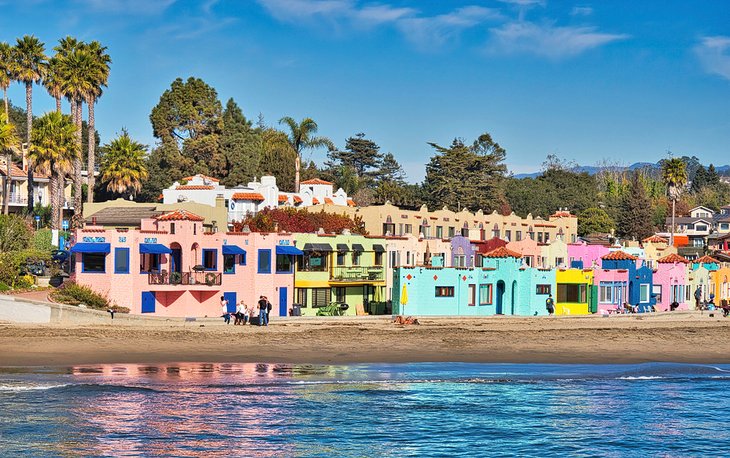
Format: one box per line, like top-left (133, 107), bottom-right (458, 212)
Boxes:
top-left (220, 296), bottom-right (273, 326)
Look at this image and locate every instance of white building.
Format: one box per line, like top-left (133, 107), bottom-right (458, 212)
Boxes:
top-left (162, 175), bottom-right (355, 224)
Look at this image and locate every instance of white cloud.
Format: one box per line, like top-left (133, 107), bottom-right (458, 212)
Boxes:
top-left (497, 0), bottom-right (545, 6)
top-left (570, 6), bottom-right (593, 16)
top-left (76, 0), bottom-right (177, 15)
top-left (695, 36), bottom-right (730, 81)
top-left (257, 0), bottom-right (500, 48)
top-left (489, 21), bottom-right (629, 59)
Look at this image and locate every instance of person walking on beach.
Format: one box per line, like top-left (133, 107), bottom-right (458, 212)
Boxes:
top-left (234, 301), bottom-right (245, 325)
top-left (545, 294), bottom-right (555, 316)
top-left (258, 296), bottom-right (268, 326)
top-left (220, 296), bottom-right (231, 324)
top-left (694, 286), bottom-right (702, 310)
top-left (265, 296), bottom-right (272, 323)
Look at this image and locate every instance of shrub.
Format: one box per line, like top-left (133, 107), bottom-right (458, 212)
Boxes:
top-left (0, 249), bottom-right (51, 288)
top-left (15, 275), bottom-right (35, 289)
top-left (0, 282), bottom-right (10, 292)
top-left (51, 282), bottom-right (110, 310)
top-left (0, 215), bottom-right (32, 252)
top-left (33, 228), bottom-right (55, 252)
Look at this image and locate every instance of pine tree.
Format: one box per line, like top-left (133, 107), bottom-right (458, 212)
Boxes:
top-left (706, 164), bottom-right (720, 187)
top-left (377, 152), bottom-right (406, 184)
top-left (220, 98), bottom-right (262, 187)
top-left (327, 133), bottom-right (382, 182)
top-left (616, 171), bottom-right (654, 240)
top-left (691, 165), bottom-right (707, 193)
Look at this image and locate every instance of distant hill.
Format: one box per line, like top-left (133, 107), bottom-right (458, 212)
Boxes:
top-left (513, 161), bottom-right (730, 179)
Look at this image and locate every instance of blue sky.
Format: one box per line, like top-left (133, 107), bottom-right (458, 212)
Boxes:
top-left (2, 0), bottom-right (729, 181)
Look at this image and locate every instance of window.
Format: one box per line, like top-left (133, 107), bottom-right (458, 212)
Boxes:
top-left (405, 224), bottom-right (412, 234)
top-left (239, 251), bottom-right (247, 265)
top-left (114, 248), bottom-right (129, 274)
top-left (528, 231), bottom-right (535, 240)
top-left (374, 252), bottom-right (383, 266)
top-left (544, 232), bottom-right (550, 243)
top-left (193, 224), bottom-right (197, 235)
top-left (555, 257), bottom-right (564, 267)
top-left (492, 229), bottom-right (500, 239)
top-left (436, 226), bottom-right (443, 239)
top-left (276, 254), bottom-right (292, 273)
top-left (696, 224), bottom-right (708, 232)
top-left (170, 223), bottom-right (175, 234)
top-left (692, 238), bottom-right (704, 247)
top-left (557, 284), bottom-right (586, 303)
top-left (448, 227), bottom-right (455, 238)
top-left (435, 286), bottom-right (455, 297)
top-left (640, 284), bottom-right (650, 303)
top-left (82, 253), bottom-right (106, 273)
top-left (505, 230), bottom-right (511, 241)
top-left (536, 284), bottom-right (551, 295)
top-left (523, 256), bottom-right (532, 267)
top-left (479, 284), bottom-right (493, 305)
top-left (334, 287), bottom-right (346, 303)
top-left (223, 254), bottom-right (236, 274)
top-left (571, 234), bottom-right (576, 243)
top-left (312, 288), bottom-right (330, 307)
top-left (406, 251), bottom-right (411, 265)
top-left (537, 232), bottom-right (544, 243)
top-left (398, 223), bottom-right (403, 236)
top-left (468, 284), bottom-right (476, 306)
top-left (461, 227), bottom-right (469, 237)
top-left (516, 231), bottom-right (522, 241)
top-left (685, 285), bottom-right (691, 302)
top-left (296, 288), bottom-right (308, 307)
top-left (140, 253), bottom-right (161, 273)
top-left (721, 223), bottom-right (729, 230)
top-left (454, 255), bottom-right (466, 267)
top-left (202, 249), bottom-right (217, 271)
top-left (599, 283), bottom-right (613, 304)
top-left (352, 251), bottom-right (361, 266)
top-left (258, 249), bottom-right (271, 273)
top-left (389, 251), bottom-right (396, 268)
top-left (653, 285), bottom-right (662, 303)
top-left (337, 252), bottom-right (346, 266)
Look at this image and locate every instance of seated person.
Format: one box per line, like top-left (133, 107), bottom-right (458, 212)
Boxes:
top-left (669, 301), bottom-right (679, 311)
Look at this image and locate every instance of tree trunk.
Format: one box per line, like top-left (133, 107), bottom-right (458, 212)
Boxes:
top-left (25, 82), bottom-right (34, 215)
top-left (58, 173), bottom-right (65, 230)
top-left (3, 87), bottom-right (7, 118)
top-left (72, 99), bottom-right (84, 229)
top-left (295, 153), bottom-right (301, 193)
top-left (670, 198), bottom-right (676, 247)
top-left (86, 98), bottom-right (95, 204)
top-left (2, 89), bottom-right (10, 215)
top-left (55, 96), bottom-right (61, 113)
top-left (49, 161), bottom-right (58, 230)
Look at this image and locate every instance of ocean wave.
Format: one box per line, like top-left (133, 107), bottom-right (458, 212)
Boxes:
top-left (0, 383), bottom-right (69, 392)
top-left (616, 376), bottom-right (666, 380)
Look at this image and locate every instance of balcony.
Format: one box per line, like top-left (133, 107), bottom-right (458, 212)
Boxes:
top-left (148, 271), bottom-right (222, 286)
top-left (330, 266), bottom-right (384, 283)
top-left (7, 193), bottom-right (28, 206)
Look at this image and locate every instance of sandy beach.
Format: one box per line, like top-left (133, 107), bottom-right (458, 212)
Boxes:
top-left (1, 312), bottom-right (730, 367)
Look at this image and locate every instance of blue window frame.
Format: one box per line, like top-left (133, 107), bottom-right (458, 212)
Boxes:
top-left (239, 251), bottom-right (247, 265)
top-left (114, 248), bottom-right (130, 274)
top-left (82, 253), bottom-right (106, 273)
top-left (258, 249), bottom-right (272, 273)
top-left (202, 249), bottom-right (217, 271)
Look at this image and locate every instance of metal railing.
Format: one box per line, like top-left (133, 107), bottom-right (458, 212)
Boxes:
top-left (148, 271), bottom-right (222, 286)
top-left (7, 193), bottom-right (28, 205)
top-left (330, 266), bottom-right (384, 282)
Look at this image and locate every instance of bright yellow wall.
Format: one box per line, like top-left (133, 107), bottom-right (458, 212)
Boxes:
top-left (555, 269), bottom-right (593, 315)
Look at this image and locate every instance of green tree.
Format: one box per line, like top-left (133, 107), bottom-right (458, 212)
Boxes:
top-left (277, 116), bottom-right (334, 192)
top-left (100, 129), bottom-right (148, 199)
top-left (11, 35), bottom-right (47, 213)
top-left (220, 98), bottom-right (262, 187)
top-left (423, 133), bottom-right (507, 212)
top-left (0, 214), bottom-right (32, 252)
top-left (691, 165), bottom-right (707, 193)
top-left (616, 171), bottom-right (655, 240)
top-left (661, 157), bottom-right (688, 245)
top-left (84, 40), bottom-right (111, 204)
top-left (327, 133), bottom-right (382, 185)
top-left (28, 111), bottom-right (78, 229)
top-left (0, 42), bottom-right (12, 117)
top-left (578, 207), bottom-right (615, 236)
top-left (1, 112), bottom-right (19, 215)
top-left (377, 152), bottom-right (406, 185)
top-left (706, 164), bottom-right (720, 187)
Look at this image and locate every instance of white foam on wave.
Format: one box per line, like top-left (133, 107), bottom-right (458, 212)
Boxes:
top-left (0, 383), bottom-right (69, 392)
top-left (616, 376), bottom-right (665, 380)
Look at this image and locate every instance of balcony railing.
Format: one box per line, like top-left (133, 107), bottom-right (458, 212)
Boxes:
top-left (7, 194), bottom-right (28, 205)
top-left (148, 271), bottom-right (222, 286)
top-left (330, 266), bottom-right (384, 282)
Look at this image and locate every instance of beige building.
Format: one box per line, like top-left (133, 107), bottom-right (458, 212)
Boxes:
top-left (0, 159), bottom-right (73, 214)
top-left (315, 202), bottom-right (578, 244)
top-left (84, 197), bottom-right (228, 231)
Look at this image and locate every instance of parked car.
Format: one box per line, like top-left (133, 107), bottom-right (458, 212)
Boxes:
top-left (51, 250), bottom-right (70, 264)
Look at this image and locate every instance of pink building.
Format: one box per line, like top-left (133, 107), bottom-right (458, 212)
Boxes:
top-left (506, 238), bottom-right (542, 267)
top-left (70, 210), bottom-right (298, 318)
top-left (567, 241), bottom-right (611, 269)
top-left (652, 253), bottom-right (690, 311)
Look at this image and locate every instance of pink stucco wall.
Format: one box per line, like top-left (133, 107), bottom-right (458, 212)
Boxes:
top-left (652, 262), bottom-right (689, 311)
top-left (568, 243), bottom-right (610, 269)
top-left (506, 238), bottom-right (542, 267)
top-left (71, 219), bottom-right (295, 318)
top-left (592, 268), bottom-right (630, 314)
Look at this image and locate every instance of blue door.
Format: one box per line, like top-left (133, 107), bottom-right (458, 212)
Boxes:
top-left (171, 248), bottom-right (182, 273)
top-left (141, 291), bottom-right (155, 313)
top-left (224, 292), bottom-right (237, 313)
top-left (279, 287), bottom-right (288, 317)
top-left (496, 281), bottom-right (505, 315)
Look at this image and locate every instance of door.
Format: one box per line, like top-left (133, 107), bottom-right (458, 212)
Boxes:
top-left (279, 287), bottom-right (288, 317)
top-left (141, 291), bottom-right (155, 313)
top-left (496, 281), bottom-right (505, 314)
top-left (511, 281), bottom-right (517, 315)
top-left (224, 292), bottom-right (237, 313)
top-left (171, 248), bottom-right (182, 273)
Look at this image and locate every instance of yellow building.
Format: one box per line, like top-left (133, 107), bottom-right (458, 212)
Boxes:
top-left (555, 268), bottom-right (594, 315)
top-left (711, 265), bottom-right (730, 307)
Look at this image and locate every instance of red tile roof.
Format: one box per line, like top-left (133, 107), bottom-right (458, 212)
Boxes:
top-left (602, 251), bottom-right (638, 261)
top-left (182, 174), bottom-right (219, 182)
top-left (657, 253), bottom-right (689, 264)
top-left (176, 185), bottom-right (214, 190)
top-left (643, 235), bottom-right (668, 243)
top-left (324, 197), bottom-right (334, 205)
top-left (0, 163), bottom-right (26, 178)
top-left (301, 178), bottom-right (333, 185)
top-left (550, 210), bottom-right (576, 218)
top-left (347, 199), bottom-right (356, 207)
top-left (312, 197), bottom-right (320, 205)
top-left (695, 255), bottom-right (720, 264)
top-left (293, 196), bottom-right (303, 204)
top-left (483, 247), bottom-right (522, 258)
top-left (156, 209), bottom-right (205, 222)
top-left (232, 192), bottom-right (265, 201)
top-left (278, 194), bottom-right (288, 203)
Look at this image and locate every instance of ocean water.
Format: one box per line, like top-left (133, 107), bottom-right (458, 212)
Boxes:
top-left (1, 363), bottom-right (729, 457)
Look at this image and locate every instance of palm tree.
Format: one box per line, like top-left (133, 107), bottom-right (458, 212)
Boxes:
top-left (0, 42), bottom-right (12, 118)
top-left (277, 116), bottom-right (334, 192)
top-left (100, 129), bottom-right (148, 199)
top-left (43, 56), bottom-right (63, 113)
top-left (84, 41), bottom-right (111, 204)
top-left (55, 39), bottom-right (94, 228)
top-left (28, 111), bottom-right (77, 229)
top-left (11, 35), bottom-right (47, 214)
top-left (1, 112), bottom-right (19, 215)
top-left (661, 157), bottom-right (688, 246)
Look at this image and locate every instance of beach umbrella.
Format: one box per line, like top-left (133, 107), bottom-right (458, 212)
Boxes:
top-left (400, 284), bottom-right (408, 314)
top-left (373, 286), bottom-right (382, 302)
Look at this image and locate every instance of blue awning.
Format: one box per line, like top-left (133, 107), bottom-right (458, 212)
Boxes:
top-left (277, 245), bottom-right (304, 256)
top-left (139, 243), bottom-right (172, 254)
top-left (70, 243), bottom-right (110, 254)
top-left (222, 245), bottom-right (246, 255)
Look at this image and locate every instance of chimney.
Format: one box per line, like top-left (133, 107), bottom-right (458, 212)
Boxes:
top-left (215, 194), bottom-right (225, 208)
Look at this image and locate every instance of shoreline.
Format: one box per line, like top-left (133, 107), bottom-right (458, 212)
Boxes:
top-left (2, 312), bottom-right (730, 367)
